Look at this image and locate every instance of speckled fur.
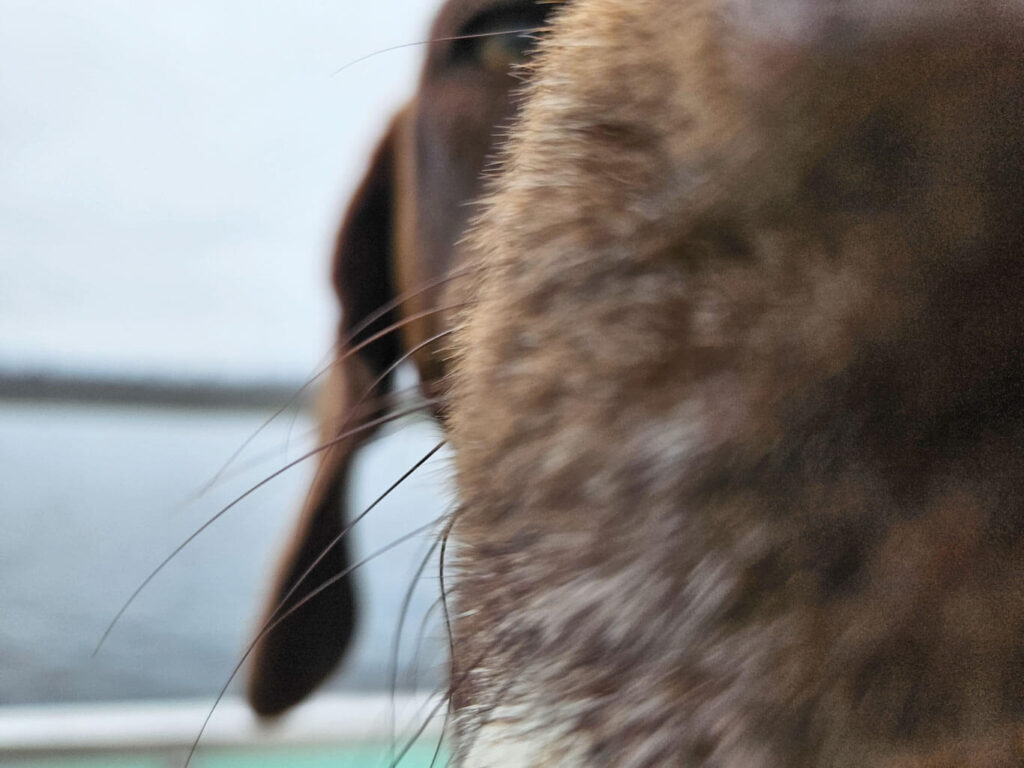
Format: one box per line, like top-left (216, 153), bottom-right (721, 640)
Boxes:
top-left (446, 1), bottom-right (1024, 765)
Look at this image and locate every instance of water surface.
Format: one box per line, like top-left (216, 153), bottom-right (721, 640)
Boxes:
top-left (1, 402), bottom-right (450, 705)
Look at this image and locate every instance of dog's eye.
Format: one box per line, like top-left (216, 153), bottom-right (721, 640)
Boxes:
top-left (471, 29), bottom-right (537, 72)
top-left (451, 4), bottom-right (551, 73)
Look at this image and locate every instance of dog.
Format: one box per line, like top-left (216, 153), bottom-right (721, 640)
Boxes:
top-left (446, 0), bottom-right (1024, 765)
top-left (245, 0), bottom-right (555, 717)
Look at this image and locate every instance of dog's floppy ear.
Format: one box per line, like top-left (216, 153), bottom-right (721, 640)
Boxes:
top-left (247, 113), bottom-right (406, 717)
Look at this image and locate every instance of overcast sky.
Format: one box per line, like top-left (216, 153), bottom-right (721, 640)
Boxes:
top-left (0, 1), bottom-right (439, 379)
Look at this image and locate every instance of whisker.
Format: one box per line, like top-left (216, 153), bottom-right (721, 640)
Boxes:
top-left (287, 327), bottom-right (453, 574)
top-left (389, 690), bottom-right (451, 768)
top-left (407, 595), bottom-right (445, 700)
top-left (92, 400), bottom-right (442, 656)
top-left (180, 516), bottom-right (445, 768)
top-left (175, 384), bottom-right (428, 498)
top-left (98, 296), bottom-right (459, 651)
top-left (345, 264), bottom-right (480, 348)
top-left (261, 440), bottom-right (447, 648)
top-left (334, 28), bottom-right (546, 77)
top-left (389, 537), bottom-right (443, 755)
top-left (388, 515), bottom-right (462, 767)
top-left (351, 330), bottom-right (454, 423)
top-left (396, 632), bottom-right (511, 768)
top-left (385, 675), bottom-right (452, 768)
top-left (342, 304), bottom-right (468, 373)
top-left (210, 300), bottom-right (459, 485)
top-left (388, 515), bottom-right (463, 767)
top-left (428, 711), bottom-right (450, 768)
top-left (435, 515), bottom-right (458, 764)
top-left (187, 347), bottom-right (334, 501)
top-left (263, 515), bottom-right (445, 655)
top-left (438, 515), bottom-right (457, 681)
top-left (187, 265), bottom-right (477, 498)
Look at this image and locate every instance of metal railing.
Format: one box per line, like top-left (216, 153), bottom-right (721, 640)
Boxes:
top-left (0, 693), bottom-right (444, 766)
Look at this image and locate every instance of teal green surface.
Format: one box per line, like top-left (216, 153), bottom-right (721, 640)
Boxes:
top-left (6, 743), bottom-right (447, 768)
top-left (5, 757), bottom-right (164, 768)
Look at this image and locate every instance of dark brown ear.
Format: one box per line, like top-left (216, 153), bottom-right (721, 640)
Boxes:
top-left (247, 114), bottom-right (406, 717)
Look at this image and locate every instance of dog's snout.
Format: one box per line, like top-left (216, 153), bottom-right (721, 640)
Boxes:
top-left (727, 0), bottom-right (1024, 131)
top-left (730, 2), bottom-right (1024, 243)
top-left (444, 1), bottom-right (1024, 764)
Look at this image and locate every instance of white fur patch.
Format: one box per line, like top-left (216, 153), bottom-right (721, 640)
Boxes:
top-left (460, 703), bottom-right (589, 768)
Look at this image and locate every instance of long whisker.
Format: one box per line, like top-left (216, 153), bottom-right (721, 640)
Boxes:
top-left (438, 515), bottom-right (457, 681)
top-left (92, 399), bottom-right (442, 656)
top-left (428, 708), bottom-right (450, 768)
top-left (345, 264), bottom-right (480, 349)
top-left (260, 440), bottom-right (447, 642)
top-left (175, 384), bottom-right (427, 497)
top-left (351, 329), bottom-right (454, 421)
top-left (265, 516), bottom-right (444, 650)
top-left (428, 712), bottom-right (449, 768)
top-left (392, 515), bottom-right (461, 768)
top-left (181, 517), bottom-right (445, 768)
top-left (398, 625), bottom-right (511, 768)
top-left (334, 28), bottom-right (545, 76)
top-left (186, 346), bottom-right (334, 501)
top-left (342, 304), bottom-right (468, 373)
top-left (390, 690), bottom-right (451, 768)
top-left (394, 517), bottom-right (523, 767)
top-left (98, 305), bottom-right (457, 651)
top-left (255, 441), bottom-right (444, 768)
top-left (435, 514), bottom-right (458, 765)
top-left (204, 298), bottom-right (461, 488)
top-left (408, 595), bottom-right (446, 694)
top-left (280, 326), bottom-right (454, 581)
top-left (389, 536), bottom-right (443, 755)
top-left (188, 265), bottom-right (477, 497)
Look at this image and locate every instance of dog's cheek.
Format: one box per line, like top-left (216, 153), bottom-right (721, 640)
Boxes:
top-left (411, 74), bottom-right (519, 274)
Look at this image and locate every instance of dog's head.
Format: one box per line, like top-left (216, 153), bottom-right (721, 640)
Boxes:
top-left (246, 0), bottom-right (554, 717)
top-left (448, 0), bottom-right (1024, 764)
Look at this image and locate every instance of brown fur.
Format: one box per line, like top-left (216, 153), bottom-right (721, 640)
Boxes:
top-left (246, 0), bottom-right (553, 716)
top-left (447, 0), bottom-right (1024, 764)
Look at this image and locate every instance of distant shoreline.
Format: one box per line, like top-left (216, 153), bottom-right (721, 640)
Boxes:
top-left (0, 368), bottom-right (311, 411)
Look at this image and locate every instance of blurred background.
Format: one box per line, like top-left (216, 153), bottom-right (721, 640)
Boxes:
top-left (1, 1), bottom-right (453, 765)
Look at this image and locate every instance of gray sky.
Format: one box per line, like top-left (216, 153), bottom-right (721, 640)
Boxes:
top-left (0, 1), bottom-right (439, 379)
